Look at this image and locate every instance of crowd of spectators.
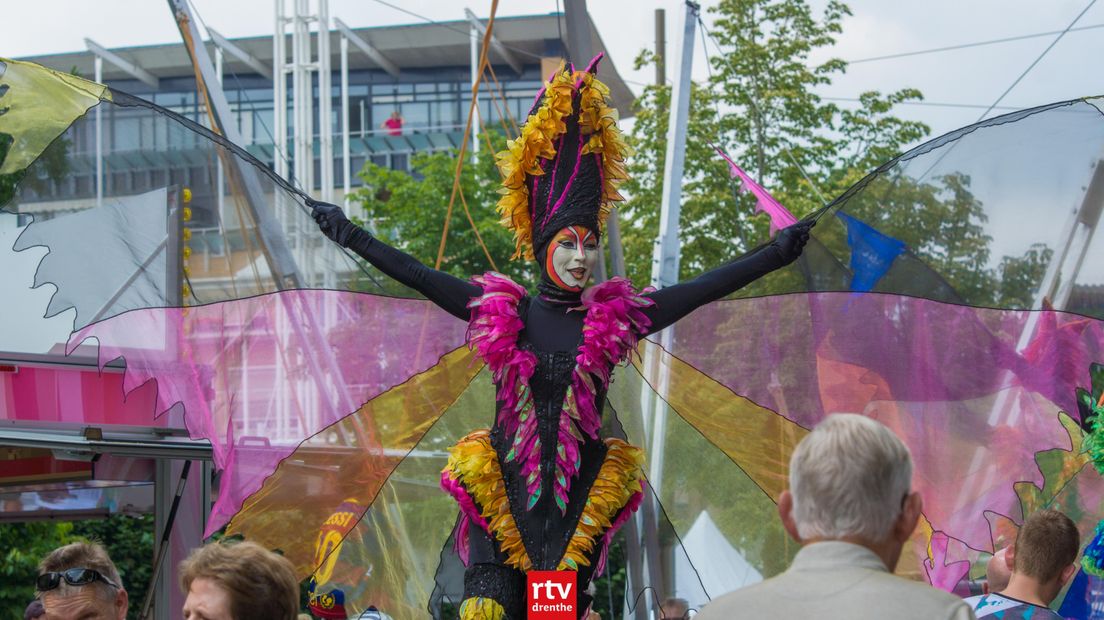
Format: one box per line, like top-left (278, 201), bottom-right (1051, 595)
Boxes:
top-left (24, 414), bottom-right (1085, 619)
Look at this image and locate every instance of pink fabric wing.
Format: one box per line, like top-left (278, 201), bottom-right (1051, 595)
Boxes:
top-left (68, 289), bottom-right (467, 535)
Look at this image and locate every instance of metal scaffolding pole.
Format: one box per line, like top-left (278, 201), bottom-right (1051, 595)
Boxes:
top-left (317, 0), bottom-right (337, 289)
top-left (638, 2), bottom-right (699, 615)
top-left (215, 49), bottom-right (225, 229)
top-left (340, 35), bottom-right (350, 212)
top-left (469, 20), bottom-right (480, 155)
top-left (318, 0), bottom-right (333, 205)
top-left (168, 0), bottom-right (302, 289)
top-left (274, 0), bottom-right (289, 181)
top-left (651, 2), bottom-right (699, 292)
top-left (94, 56), bottom-right (103, 208)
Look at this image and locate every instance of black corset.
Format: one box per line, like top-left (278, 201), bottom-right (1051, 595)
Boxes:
top-left (489, 344), bottom-right (609, 570)
top-left (528, 346), bottom-right (576, 403)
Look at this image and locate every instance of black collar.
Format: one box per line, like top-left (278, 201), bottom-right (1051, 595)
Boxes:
top-left (536, 280), bottom-right (582, 305)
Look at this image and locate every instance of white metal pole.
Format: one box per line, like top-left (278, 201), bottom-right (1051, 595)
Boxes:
top-left (469, 22), bottom-right (480, 155)
top-left (634, 4), bottom-right (697, 616)
top-left (292, 0), bottom-right (309, 279)
top-left (95, 56), bottom-right (103, 208)
top-left (274, 0), bottom-right (289, 256)
top-left (215, 49), bottom-right (225, 228)
top-left (318, 0), bottom-right (333, 204)
top-left (318, 0), bottom-right (336, 289)
top-left (302, 2), bottom-right (315, 198)
top-left (645, 0), bottom-right (697, 500)
top-left (340, 35), bottom-right (350, 212)
top-left (1054, 222), bottom-right (1098, 309)
top-left (274, 0), bottom-right (288, 181)
top-left (650, 1), bottom-right (698, 291)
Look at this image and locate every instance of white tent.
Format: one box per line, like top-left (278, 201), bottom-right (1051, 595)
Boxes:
top-left (674, 510), bottom-right (763, 612)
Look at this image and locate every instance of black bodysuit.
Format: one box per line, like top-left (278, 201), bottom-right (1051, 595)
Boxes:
top-left (340, 226), bottom-right (800, 617)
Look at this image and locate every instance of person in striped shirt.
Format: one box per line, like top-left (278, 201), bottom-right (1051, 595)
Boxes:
top-left (964, 510), bottom-right (1080, 619)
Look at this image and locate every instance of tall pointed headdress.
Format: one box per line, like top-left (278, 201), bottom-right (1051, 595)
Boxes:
top-left (495, 53), bottom-right (630, 260)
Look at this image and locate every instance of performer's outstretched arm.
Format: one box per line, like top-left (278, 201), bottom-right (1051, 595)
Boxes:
top-left (642, 220), bottom-right (812, 334)
top-left (310, 200), bottom-right (480, 321)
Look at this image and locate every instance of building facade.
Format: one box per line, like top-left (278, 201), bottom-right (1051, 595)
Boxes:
top-left (16, 13), bottom-right (634, 212)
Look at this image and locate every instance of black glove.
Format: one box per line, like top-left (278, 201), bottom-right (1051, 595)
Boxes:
top-left (309, 199), bottom-right (357, 247)
top-left (772, 220), bottom-right (813, 266)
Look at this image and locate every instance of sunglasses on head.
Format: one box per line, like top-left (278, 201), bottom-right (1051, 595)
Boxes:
top-left (36, 568), bottom-right (119, 592)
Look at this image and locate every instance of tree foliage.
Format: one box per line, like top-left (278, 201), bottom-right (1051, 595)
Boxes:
top-left (0, 515), bottom-right (153, 620)
top-left (998, 242), bottom-right (1053, 309)
top-left (0, 521), bottom-right (75, 616)
top-left (72, 514), bottom-right (155, 620)
top-left (1, 66), bottom-right (77, 211)
top-left (351, 134), bottom-right (534, 293)
top-left (621, 0), bottom-right (1052, 310)
top-left (620, 0), bottom-right (930, 286)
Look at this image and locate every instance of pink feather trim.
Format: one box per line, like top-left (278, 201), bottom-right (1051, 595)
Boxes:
top-left (595, 490), bottom-right (643, 576)
top-left (572, 278), bottom-right (654, 440)
top-left (467, 273), bottom-right (537, 437)
top-left (440, 470), bottom-right (490, 566)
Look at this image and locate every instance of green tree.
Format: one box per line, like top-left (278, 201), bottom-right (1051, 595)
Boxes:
top-left (351, 134), bottom-right (533, 291)
top-left (1, 66), bottom-right (76, 211)
top-left (622, 0), bottom-right (1055, 310)
top-left (590, 540), bottom-right (627, 618)
top-left (0, 515), bottom-right (153, 620)
top-left (72, 514), bottom-right (155, 620)
top-left (998, 242), bottom-right (1053, 309)
top-left (615, 0), bottom-right (1066, 589)
top-left (0, 521), bottom-right (74, 616)
top-left (620, 0), bottom-right (929, 287)
top-left (0, 130), bottom-right (73, 212)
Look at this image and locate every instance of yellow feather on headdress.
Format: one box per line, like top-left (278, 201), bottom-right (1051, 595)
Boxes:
top-left (494, 61), bottom-right (631, 261)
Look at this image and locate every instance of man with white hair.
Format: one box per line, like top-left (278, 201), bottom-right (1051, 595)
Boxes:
top-left (696, 414), bottom-right (974, 619)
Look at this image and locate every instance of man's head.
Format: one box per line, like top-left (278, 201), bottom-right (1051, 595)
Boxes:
top-left (36, 542), bottom-right (128, 620)
top-left (779, 414), bottom-right (921, 570)
top-left (180, 540), bottom-right (299, 620)
top-left (658, 597), bottom-right (689, 620)
top-left (1007, 509), bottom-right (1080, 602)
top-left (984, 547), bottom-right (1012, 594)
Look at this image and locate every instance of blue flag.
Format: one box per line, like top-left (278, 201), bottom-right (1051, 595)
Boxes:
top-left (836, 212), bottom-right (907, 292)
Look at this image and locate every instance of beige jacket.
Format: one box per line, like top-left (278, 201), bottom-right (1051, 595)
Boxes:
top-left (695, 541), bottom-right (975, 620)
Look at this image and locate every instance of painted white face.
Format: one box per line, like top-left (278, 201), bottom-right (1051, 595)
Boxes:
top-left (546, 226), bottom-right (599, 291)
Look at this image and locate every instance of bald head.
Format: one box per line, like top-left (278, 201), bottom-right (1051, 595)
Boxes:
top-left (985, 548), bottom-right (1012, 594)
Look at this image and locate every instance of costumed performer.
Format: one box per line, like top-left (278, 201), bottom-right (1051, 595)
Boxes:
top-left (310, 54), bottom-right (812, 619)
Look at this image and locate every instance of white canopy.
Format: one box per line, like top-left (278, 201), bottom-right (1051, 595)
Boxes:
top-left (674, 510), bottom-right (763, 611)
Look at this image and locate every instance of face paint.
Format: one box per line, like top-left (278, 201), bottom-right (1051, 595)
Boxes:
top-left (545, 225), bottom-right (599, 291)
